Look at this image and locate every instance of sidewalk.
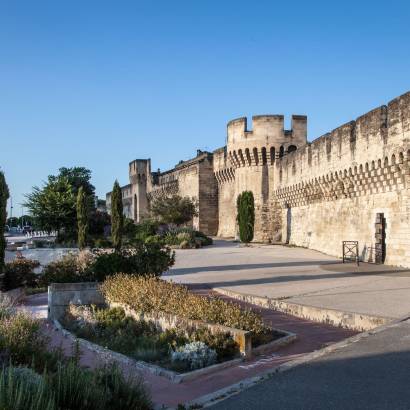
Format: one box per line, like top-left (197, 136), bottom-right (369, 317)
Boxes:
top-left (167, 241), bottom-right (410, 319)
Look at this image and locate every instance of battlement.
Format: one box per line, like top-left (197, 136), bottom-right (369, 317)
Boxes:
top-left (227, 114), bottom-right (307, 145)
top-left (226, 114), bottom-right (307, 168)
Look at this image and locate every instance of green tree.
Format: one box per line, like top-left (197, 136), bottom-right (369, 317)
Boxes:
top-left (151, 195), bottom-right (198, 226)
top-left (25, 176), bottom-right (76, 234)
top-left (111, 180), bottom-right (123, 250)
top-left (76, 186), bottom-right (88, 249)
top-left (24, 167), bottom-right (95, 238)
top-left (236, 191), bottom-right (255, 243)
top-left (0, 172), bottom-right (9, 273)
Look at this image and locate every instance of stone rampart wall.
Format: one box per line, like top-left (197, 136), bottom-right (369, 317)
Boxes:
top-left (275, 92), bottom-right (410, 267)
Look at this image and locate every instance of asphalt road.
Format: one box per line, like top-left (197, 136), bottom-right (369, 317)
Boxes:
top-left (212, 319), bottom-right (410, 410)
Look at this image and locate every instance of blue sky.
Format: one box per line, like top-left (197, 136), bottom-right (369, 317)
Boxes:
top-left (1, 0), bottom-right (409, 213)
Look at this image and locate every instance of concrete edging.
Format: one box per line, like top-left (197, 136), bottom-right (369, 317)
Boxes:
top-left (214, 287), bottom-right (392, 331)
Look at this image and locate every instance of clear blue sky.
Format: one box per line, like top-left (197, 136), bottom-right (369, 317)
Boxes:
top-left (1, 0), bottom-right (409, 214)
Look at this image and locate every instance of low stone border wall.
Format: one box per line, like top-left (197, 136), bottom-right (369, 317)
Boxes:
top-left (48, 282), bottom-right (105, 321)
top-left (214, 287), bottom-right (391, 331)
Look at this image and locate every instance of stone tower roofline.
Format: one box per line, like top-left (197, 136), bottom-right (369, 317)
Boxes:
top-left (227, 114), bottom-right (307, 144)
top-left (226, 114), bottom-right (308, 167)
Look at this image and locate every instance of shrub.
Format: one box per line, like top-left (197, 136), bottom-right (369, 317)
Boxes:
top-left (93, 364), bottom-right (152, 410)
top-left (171, 342), bottom-right (217, 370)
top-left (101, 275), bottom-right (268, 341)
top-left (189, 328), bottom-right (239, 362)
top-left (237, 191), bottom-right (255, 243)
top-left (0, 311), bottom-right (62, 372)
top-left (0, 366), bottom-right (55, 410)
top-left (40, 253), bottom-right (92, 285)
top-left (151, 195), bottom-right (198, 226)
top-left (162, 228), bottom-right (212, 249)
top-left (49, 361), bottom-right (106, 410)
top-left (2, 259), bottom-right (40, 290)
top-left (87, 244), bottom-right (175, 281)
top-left (134, 219), bottom-right (160, 243)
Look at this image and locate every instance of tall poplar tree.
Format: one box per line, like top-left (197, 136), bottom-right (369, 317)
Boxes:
top-left (111, 180), bottom-right (123, 251)
top-left (0, 172), bottom-right (10, 273)
top-left (76, 186), bottom-right (88, 249)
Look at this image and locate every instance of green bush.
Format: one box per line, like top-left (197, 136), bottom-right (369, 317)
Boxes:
top-left (189, 328), bottom-right (239, 362)
top-left (87, 244), bottom-right (175, 281)
top-left (2, 259), bottom-right (40, 290)
top-left (237, 191), bottom-right (255, 243)
top-left (0, 311), bottom-right (63, 372)
top-left (49, 361), bottom-right (106, 410)
top-left (134, 220), bottom-right (160, 243)
top-left (46, 360), bottom-right (152, 410)
top-left (101, 275), bottom-right (271, 345)
top-left (40, 254), bottom-right (92, 286)
top-left (40, 244), bottom-right (175, 285)
top-left (0, 366), bottom-right (55, 410)
top-left (151, 195), bottom-right (197, 226)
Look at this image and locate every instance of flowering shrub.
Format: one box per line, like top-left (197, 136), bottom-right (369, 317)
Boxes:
top-left (101, 275), bottom-right (270, 343)
top-left (171, 341), bottom-right (217, 370)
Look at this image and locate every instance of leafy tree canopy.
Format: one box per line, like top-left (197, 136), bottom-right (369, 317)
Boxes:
top-left (151, 195), bottom-right (198, 226)
top-left (24, 167), bottom-right (96, 235)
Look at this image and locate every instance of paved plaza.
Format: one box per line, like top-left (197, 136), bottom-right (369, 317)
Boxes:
top-left (166, 240), bottom-right (410, 320)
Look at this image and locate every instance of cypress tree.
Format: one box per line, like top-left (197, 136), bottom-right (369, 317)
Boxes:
top-left (111, 180), bottom-right (123, 251)
top-left (76, 186), bottom-right (88, 249)
top-left (0, 172), bottom-right (9, 273)
top-left (236, 191), bottom-right (255, 243)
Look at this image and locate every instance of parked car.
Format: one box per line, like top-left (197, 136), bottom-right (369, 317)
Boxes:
top-left (4, 225), bottom-right (9, 232)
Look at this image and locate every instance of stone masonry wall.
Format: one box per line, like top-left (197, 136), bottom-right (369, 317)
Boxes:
top-left (274, 92), bottom-right (410, 267)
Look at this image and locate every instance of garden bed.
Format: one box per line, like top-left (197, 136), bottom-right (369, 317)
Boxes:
top-left (51, 278), bottom-right (297, 382)
top-left (57, 303), bottom-right (295, 383)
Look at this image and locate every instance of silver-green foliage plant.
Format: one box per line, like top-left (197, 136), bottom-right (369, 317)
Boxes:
top-left (171, 341), bottom-right (217, 370)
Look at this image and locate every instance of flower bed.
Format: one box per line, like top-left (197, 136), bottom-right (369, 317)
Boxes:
top-left (101, 274), bottom-right (277, 347)
top-left (62, 305), bottom-right (240, 373)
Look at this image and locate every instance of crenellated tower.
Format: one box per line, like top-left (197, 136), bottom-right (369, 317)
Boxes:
top-left (227, 114), bottom-right (307, 166)
top-left (220, 114), bottom-right (307, 241)
top-left (129, 159), bottom-right (151, 222)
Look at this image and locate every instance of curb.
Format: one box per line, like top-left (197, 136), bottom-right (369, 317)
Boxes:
top-left (213, 287), bottom-right (391, 331)
top-left (184, 316), bottom-right (410, 409)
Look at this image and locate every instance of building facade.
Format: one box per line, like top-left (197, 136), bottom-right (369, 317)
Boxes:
top-left (107, 91), bottom-right (410, 268)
